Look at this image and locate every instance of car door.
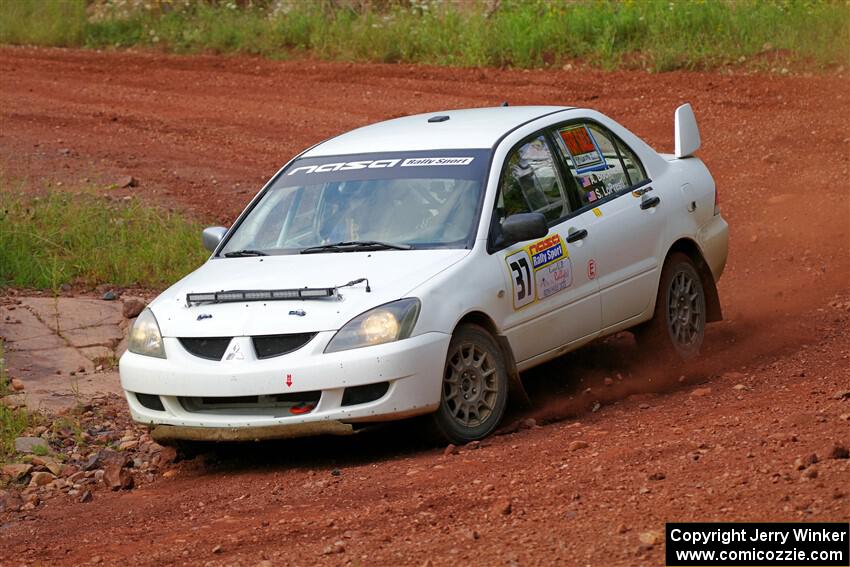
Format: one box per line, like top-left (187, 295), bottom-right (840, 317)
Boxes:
top-left (487, 133), bottom-right (602, 364)
top-left (550, 120), bottom-right (664, 330)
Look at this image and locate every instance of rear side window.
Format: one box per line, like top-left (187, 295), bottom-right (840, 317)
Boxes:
top-left (495, 135), bottom-right (569, 225)
top-left (617, 141), bottom-right (648, 186)
top-left (553, 123), bottom-right (647, 208)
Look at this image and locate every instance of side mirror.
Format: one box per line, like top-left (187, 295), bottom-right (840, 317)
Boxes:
top-left (202, 226), bottom-right (228, 252)
top-left (500, 213), bottom-right (548, 247)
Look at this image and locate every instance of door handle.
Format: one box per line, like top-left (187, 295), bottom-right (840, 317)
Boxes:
top-left (640, 196), bottom-right (661, 210)
top-left (566, 228), bottom-right (588, 243)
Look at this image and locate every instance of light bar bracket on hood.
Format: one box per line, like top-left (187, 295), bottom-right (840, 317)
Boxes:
top-left (186, 279), bottom-right (370, 306)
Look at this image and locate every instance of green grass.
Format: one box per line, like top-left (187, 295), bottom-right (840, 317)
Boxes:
top-left (0, 340), bottom-right (37, 465)
top-left (1, 0), bottom-right (847, 71)
top-left (0, 0), bottom-right (86, 47)
top-left (0, 185), bottom-right (209, 290)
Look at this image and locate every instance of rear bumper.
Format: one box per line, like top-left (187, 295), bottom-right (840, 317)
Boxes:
top-left (119, 331), bottom-right (450, 439)
top-left (698, 214), bottom-right (729, 281)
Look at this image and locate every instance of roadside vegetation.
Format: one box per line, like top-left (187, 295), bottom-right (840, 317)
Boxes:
top-left (0, 0), bottom-right (847, 72)
top-left (0, 183), bottom-right (208, 290)
top-left (0, 341), bottom-right (38, 465)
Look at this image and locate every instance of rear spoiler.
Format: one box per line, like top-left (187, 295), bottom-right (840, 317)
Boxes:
top-left (674, 103), bottom-right (701, 158)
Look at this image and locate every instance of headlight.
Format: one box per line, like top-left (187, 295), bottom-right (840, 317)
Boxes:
top-left (325, 298), bottom-right (420, 353)
top-left (128, 308), bottom-right (166, 359)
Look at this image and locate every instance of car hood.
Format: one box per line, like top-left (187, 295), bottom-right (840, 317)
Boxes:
top-left (150, 249), bottom-right (469, 338)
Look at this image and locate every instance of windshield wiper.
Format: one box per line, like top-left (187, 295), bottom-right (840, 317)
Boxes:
top-left (300, 241), bottom-right (412, 254)
top-left (222, 249), bottom-right (268, 257)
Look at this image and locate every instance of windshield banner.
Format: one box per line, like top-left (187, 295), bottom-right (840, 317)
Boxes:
top-left (280, 149), bottom-right (491, 185)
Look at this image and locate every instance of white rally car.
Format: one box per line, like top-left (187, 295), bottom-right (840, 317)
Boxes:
top-left (120, 104), bottom-right (727, 444)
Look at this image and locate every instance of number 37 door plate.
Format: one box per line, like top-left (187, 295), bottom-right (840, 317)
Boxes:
top-left (505, 234), bottom-right (573, 310)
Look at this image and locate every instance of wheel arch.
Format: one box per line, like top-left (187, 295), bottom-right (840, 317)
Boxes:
top-left (453, 311), bottom-right (530, 407)
top-left (665, 238), bottom-right (722, 322)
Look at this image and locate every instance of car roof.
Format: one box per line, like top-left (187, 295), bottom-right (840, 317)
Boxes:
top-left (302, 106), bottom-right (572, 157)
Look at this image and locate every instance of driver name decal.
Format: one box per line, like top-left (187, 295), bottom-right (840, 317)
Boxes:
top-left (505, 234), bottom-right (573, 310)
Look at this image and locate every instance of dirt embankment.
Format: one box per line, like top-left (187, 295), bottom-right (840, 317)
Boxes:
top-left (0, 47), bottom-right (848, 566)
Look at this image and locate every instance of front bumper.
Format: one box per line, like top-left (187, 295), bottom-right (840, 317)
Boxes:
top-left (119, 331), bottom-right (450, 439)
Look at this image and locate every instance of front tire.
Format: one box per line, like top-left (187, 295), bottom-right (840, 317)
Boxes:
top-left (639, 253), bottom-right (707, 360)
top-left (431, 324), bottom-right (509, 444)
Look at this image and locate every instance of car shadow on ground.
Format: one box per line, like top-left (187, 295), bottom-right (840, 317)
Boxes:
top-left (178, 329), bottom-right (722, 475)
top-left (180, 310), bottom-right (807, 475)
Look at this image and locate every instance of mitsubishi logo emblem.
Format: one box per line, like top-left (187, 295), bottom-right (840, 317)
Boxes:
top-left (225, 343), bottom-right (245, 361)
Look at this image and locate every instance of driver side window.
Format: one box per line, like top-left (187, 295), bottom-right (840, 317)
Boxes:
top-left (494, 135), bottom-right (569, 226)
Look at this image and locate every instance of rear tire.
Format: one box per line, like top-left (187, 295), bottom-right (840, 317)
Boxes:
top-left (638, 253), bottom-right (706, 361)
top-left (431, 324), bottom-right (509, 444)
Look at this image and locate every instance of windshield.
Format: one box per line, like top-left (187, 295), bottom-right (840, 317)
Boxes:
top-left (220, 150), bottom-right (490, 255)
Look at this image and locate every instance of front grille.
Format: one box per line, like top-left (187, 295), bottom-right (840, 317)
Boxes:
top-left (179, 337), bottom-right (232, 360)
top-left (252, 333), bottom-right (316, 359)
top-left (179, 391), bottom-right (321, 416)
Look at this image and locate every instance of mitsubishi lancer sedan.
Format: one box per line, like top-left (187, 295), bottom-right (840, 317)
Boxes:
top-left (120, 104), bottom-right (728, 444)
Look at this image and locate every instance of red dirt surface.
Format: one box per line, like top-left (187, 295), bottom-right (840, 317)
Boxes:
top-left (1, 47), bottom-right (848, 566)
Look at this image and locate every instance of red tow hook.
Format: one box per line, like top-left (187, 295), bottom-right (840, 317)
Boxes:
top-left (290, 402), bottom-right (316, 415)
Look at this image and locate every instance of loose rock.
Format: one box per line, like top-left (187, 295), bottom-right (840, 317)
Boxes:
top-left (32, 456), bottom-right (63, 476)
top-left (690, 387), bottom-right (712, 397)
top-left (568, 440), bottom-right (589, 451)
top-left (14, 436), bottom-right (49, 454)
top-left (639, 531), bottom-right (664, 545)
top-left (117, 175), bottom-right (138, 188)
top-left (493, 498), bottom-right (512, 515)
top-left (1, 463), bottom-right (33, 480)
top-left (101, 451), bottom-right (134, 490)
top-left (122, 298), bottom-right (146, 319)
top-left (794, 453), bottom-right (819, 470)
top-left (801, 466), bottom-right (818, 479)
top-left (151, 445), bottom-right (178, 468)
top-left (826, 442), bottom-right (849, 460)
top-left (29, 471), bottom-right (55, 487)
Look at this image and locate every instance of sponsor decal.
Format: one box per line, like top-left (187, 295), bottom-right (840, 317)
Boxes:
top-left (288, 156), bottom-right (475, 175)
top-left (505, 234), bottom-right (573, 310)
top-left (592, 207), bottom-right (603, 217)
top-left (401, 157), bottom-right (475, 167)
top-left (587, 258), bottom-right (597, 280)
